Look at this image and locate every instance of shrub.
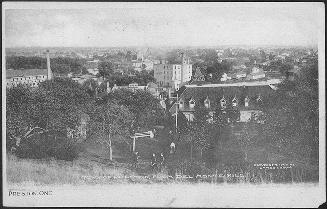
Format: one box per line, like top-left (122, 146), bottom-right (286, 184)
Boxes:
top-left (15, 130), bottom-right (82, 161)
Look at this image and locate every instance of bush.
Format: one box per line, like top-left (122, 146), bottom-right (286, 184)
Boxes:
top-left (15, 130), bottom-right (82, 161)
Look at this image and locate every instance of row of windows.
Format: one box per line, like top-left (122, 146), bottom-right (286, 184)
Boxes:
top-left (179, 95), bottom-right (262, 109)
top-left (8, 82), bottom-right (40, 87)
top-left (11, 75), bottom-right (46, 81)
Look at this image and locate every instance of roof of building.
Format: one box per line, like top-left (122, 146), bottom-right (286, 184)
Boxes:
top-left (6, 69), bottom-right (47, 78)
top-left (169, 84), bottom-right (275, 113)
top-left (147, 82), bottom-right (158, 88)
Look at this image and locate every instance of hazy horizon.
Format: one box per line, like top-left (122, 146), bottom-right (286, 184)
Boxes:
top-left (4, 2), bottom-right (322, 48)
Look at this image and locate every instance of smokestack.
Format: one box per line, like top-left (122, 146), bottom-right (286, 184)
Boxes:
top-left (46, 50), bottom-right (53, 80)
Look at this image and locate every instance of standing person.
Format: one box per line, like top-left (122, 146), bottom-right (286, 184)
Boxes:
top-left (150, 153), bottom-right (157, 172)
top-left (158, 153), bottom-right (165, 171)
top-left (170, 142), bottom-right (176, 154)
top-left (132, 152), bottom-right (140, 168)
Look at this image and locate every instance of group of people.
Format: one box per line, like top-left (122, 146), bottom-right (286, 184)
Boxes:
top-left (131, 151), bottom-right (165, 172)
top-left (130, 140), bottom-right (176, 172)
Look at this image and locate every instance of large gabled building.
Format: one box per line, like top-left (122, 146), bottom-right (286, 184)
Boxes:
top-left (169, 80), bottom-right (280, 123)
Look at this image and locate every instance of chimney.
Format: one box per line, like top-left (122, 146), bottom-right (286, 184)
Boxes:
top-left (46, 50), bottom-right (53, 80)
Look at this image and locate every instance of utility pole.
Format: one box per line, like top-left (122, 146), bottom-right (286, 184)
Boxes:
top-left (132, 136), bottom-right (136, 152)
top-left (175, 93), bottom-right (178, 133)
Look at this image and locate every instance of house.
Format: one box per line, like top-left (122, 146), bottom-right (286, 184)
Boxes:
top-left (246, 67), bottom-right (265, 80)
top-left (227, 68), bottom-right (247, 80)
top-left (169, 81), bottom-right (279, 123)
top-left (111, 83), bottom-right (147, 92)
top-left (220, 73), bottom-right (232, 82)
top-left (147, 82), bottom-right (160, 98)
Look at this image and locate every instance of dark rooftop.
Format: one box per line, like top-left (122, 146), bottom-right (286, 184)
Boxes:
top-left (6, 69), bottom-right (47, 78)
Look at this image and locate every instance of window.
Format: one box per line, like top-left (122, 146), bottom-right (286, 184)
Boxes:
top-left (220, 96), bottom-right (227, 109)
top-left (204, 97), bottom-right (210, 108)
top-left (244, 96), bottom-right (250, 107)
top-left (189, 98), bottom-right (195, 109)
top-left (179, 100), bottom-right (184, 109)
top-left (232, 96), bottom-right (238, 107)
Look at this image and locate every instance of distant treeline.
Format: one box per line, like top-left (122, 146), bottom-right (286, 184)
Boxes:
top-left (6, 56), bottom-right (87, 75)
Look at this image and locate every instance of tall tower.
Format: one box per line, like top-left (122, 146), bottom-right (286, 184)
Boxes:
top-left (46, 50), bottom-right (53, 80)
top-left (181, 52), bottom-right (185, 84)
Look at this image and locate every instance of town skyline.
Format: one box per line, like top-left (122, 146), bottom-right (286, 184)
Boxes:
top-left (4, 2), bottom-right (322, 48)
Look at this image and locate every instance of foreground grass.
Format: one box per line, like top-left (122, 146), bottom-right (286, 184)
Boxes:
top-left (6, 154), bottom-right (172, 185)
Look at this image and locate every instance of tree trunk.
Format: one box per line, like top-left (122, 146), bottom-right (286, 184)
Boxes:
top-left (108, 133), bottom-right (113, 161)
top-left (190, 142), bottom-right (193, 160)
top-left (244, 151), bottom-right (248, 161)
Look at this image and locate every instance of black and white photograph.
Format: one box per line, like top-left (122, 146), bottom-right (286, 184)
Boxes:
top-left (2, 2), bottom-right (325, 207)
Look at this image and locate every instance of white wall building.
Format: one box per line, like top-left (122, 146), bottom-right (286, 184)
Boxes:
top-left (153, 53), bottom-right (192, 90)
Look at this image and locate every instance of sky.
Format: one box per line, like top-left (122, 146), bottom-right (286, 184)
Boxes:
top-left (3, 2), bottom-right (323, 48)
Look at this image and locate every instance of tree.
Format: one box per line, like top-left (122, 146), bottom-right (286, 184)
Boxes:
top-left (6, 78), bottom-right (92, 160)
top-left (6, 56), bottom-right (87, 75)
top-left (184, 106), bottom-right (211, 160)
top-left (81, 78), bottom-right (99, 97)
top-left (106, 89), bottom-right (165, 129)
top-left (236, 122), bottom-right (258, 161)
top-left (261, 58), bottom-right (319, 164)
top-left (88, 101), bottom-right (134, 160)
top-left (98, 61), bottom-right (114, 79)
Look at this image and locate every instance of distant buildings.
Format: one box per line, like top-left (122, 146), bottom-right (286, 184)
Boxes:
top-left (6, 50), bottom-right (53, 88)
top-left (153, 53), bottom-right (192, 90)
top-left (85, 60), bottom-right (99, 75)
top-left (220, 67), bottom-right (266, 82)
top-left (6, 69), bottom-right (48, 88)
top-left (247, 67), bottom-right (265, 80)
top-left (132, 59), bottom-right (155, 72)
top-left (71, 74), bottom-right (100, 85)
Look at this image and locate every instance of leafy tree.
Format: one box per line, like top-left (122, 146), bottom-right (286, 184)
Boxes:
top-left (180, 106), bottom-right (212, 160)
top-left (6, 78), bottom-right (91, 160)
top-left (81, 78), bottom-right (99, 97)
top-left (106, 89), bottom-right (165, 129)
top-left (6, 56), bottom-right (86, 75)
top-left (88, 101), bottom-right (134, 160)
top-left (236, 122), bottom-right (259, 161)
top-left (261, 59), bottom-right (319, 164)
top-left (98, 61), bottom-right (114, 79)
top-left (205, 60), bottom-right (232, 81)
